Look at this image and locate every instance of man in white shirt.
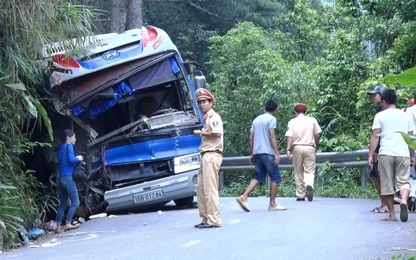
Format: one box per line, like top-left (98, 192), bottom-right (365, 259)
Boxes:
top-left (368, 89), bottom-right (415, 222)
top-left (404, 95), bottom-right (416, 210)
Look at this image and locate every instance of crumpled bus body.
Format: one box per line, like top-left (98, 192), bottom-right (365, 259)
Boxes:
top-left (43, 26), bottom-right (204, 215)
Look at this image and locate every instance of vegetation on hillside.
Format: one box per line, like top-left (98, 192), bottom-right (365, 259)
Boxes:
top-left (0, 0), bottom-right (101, 250)
top-left (2, 0), bottom-right (416, 250)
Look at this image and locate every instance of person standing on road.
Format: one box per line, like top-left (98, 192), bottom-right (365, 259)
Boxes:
top-left (404, 93), bottom-right (416, 179)
top-left (285, 103), bottom-right (321, 202)
top-left (367, 85), bottom-right (389, 213)
top-left (368, 89), bottom-right (414, 222)
top-left (236, 100), bottom-right (286, 212)
top-left (404, 93), bottom-right (416, 211)
top-left (55, 129), bottom-right (83, 232)
top-left (193, 88), bottom-right (223, 229)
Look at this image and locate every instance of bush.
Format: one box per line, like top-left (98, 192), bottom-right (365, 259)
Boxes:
top-left (219, 170), bottom-right (269, 197)
top-left (220, 166), bottom-right (378, 199)
top-left (0, 91), bottom-right (56, 250)
top-left (0, 172), bottom-right (57, 250)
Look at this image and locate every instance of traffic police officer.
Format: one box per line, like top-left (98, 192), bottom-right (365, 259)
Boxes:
top-left (193, 88), bottom-right (223, 228)
top-left (285, 103), bottom-right (322, 202)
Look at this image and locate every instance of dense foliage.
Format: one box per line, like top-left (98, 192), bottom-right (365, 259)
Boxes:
top-left (2, 0), bottom-right (416, 250)
top-left (0, 0), bottom-right (101, 250)
top-left (205, 0), bottom-right (416, 157)
top-left (220, 167), bottom-right (378, 200)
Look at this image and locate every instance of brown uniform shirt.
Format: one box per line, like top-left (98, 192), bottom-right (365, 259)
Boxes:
top-left (285, 114), bottom-right (321, 147)
top-left (200, 109), bottom-right (224, 152)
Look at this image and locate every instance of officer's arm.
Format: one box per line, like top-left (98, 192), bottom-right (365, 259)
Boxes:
top-left (314, 133), bottom-right (321, 150)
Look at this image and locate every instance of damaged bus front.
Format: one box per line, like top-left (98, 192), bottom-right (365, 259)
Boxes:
top-left (43, 26), bottom-right (205, 215)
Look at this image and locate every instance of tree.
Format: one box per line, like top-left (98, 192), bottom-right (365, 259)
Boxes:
top-left (77, 0), bottom-right (108, 33)
top-left (126, 0), bottom-right (142, 30)
top-left (142, 0), bottom-right (285, 73)
top-left (313, 29), bottom-right (372, 151)
top-left (108, 0), bottom-right (142, 33)
top-left (208, 22), bottom-right (317, 156)
top-left (0, 0), bottom-right (100, 250)
top-left (273, 0), bottom-right (333, 62)
top-left (109, 0), bottom-right (127, 33)
top-left (336, 0), bottom-right (416, 71)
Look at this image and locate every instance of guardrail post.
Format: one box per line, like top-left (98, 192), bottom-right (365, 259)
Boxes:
top-left (219, 171), bottom-right (224, 190)
top-left (316, 170), bottom-right (323, 187)
top-left (361, 167), bottom-right (368, 189)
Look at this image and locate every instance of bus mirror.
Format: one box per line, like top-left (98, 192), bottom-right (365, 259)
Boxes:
top-left (184, 62), bottom-right (191, 74)
top-left (184, 60), bottom-right (199, 74)
top-left (194, 70), bottom-right (206, 89)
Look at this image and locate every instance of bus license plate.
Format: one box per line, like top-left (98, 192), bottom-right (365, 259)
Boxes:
top-left (133, 190), bottom-right (163, 204)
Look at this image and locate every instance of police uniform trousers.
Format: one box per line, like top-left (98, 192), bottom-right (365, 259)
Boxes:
top-left (292, 146), bottom-right (316, 198)
top-left (197, 152), bottom-right (222, 226)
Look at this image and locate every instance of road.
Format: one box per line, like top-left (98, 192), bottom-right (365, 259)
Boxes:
top-left (1, 197), bottom-right (416, 260)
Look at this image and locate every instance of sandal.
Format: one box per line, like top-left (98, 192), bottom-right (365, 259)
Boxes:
top-left (377, 208), bottom-right (389, 213)
top-left (371, 207), bottom-right (389, 213)
top-left (400, 203), bottom-right (408, 222)
top-left (371, 207), bottom-right (380, 212)
top-left (236, 196), bottom-right (250, 212)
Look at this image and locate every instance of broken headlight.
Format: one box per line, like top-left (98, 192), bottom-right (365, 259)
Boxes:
top-left (173, 153), bottom-right (200, 174)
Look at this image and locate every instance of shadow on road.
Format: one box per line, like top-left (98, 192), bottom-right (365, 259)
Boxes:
top-left (107, 201), bottom-right (198, 216)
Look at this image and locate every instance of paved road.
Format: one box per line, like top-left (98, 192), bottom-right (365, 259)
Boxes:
top-left (1, 197), bottom-right (416, 260)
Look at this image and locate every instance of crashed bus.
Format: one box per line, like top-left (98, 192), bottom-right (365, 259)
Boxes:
top-left (43, 26), bottom-right (205, 216)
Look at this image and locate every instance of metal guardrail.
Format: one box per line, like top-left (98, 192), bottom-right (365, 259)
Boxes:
top-left (220, 149), bottom-right (370, 188)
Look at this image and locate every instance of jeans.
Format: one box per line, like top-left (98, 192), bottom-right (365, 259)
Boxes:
top-left (56, 176), bottom-right (80, 224)
top-left (253, 154), bottom-right (281, 184)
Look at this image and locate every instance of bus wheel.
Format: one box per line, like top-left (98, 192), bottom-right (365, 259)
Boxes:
top-left (174, 196), bottom-right (194, 207)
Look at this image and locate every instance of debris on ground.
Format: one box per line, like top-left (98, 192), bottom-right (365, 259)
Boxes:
top-left (17, 226), bottom-right (29, 247)
top-left (27, 227), bottom-right (46, 240)
top-left (44, 220), bottom-right (57, 232)
top-left (391, 247), bottom-right (416, 252)
top-left (89, 213), bottom-right (107, 219)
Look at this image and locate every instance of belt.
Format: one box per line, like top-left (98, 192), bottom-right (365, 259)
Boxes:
top-left (201, 150), bottom-right (222, 156)
top-left (293, 144), bottom-right (315, 147)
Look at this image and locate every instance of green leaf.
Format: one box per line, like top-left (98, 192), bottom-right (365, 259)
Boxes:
top-left (398, 132), bottom-right (416, 150)
top-left (0, 220), bottom-right (5, 231)
top-left (383, 67), bottom-right (416, 87)
top-left (31, 98), bottom-right (53, 141)
top-left (0, 184), bottom-right (17, 190)
top-left (5, 83), bottom-right (27, 91)
top-left (22, 94), bottom-right (38, 118)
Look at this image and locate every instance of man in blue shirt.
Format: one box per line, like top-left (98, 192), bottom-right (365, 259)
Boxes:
top-left (236, 100), bottom-right (286, 212)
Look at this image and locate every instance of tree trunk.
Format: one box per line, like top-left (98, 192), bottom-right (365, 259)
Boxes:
top-left (109, 0), bottom-right (127, 33)
top-left (79, 0), bottom-right (108, 33)
top-left (126, 0), bottom-right (142, 30)
top-left (73, 0), bottom-right (142, 33)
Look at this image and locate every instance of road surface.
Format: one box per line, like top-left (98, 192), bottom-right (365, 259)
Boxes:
top-left (1, 197), bottom-right (416, 260)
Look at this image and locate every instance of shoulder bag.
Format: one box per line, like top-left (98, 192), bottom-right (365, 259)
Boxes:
top-left (66, 144), bottom-right (87, 182)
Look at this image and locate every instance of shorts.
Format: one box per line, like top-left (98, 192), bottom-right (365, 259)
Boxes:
top-left (378, 155), bottom-right (410, 195)
top-left (253, 154), bottom-right (281, 184)
top-left (369, 161), bottom-right (379, 178)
